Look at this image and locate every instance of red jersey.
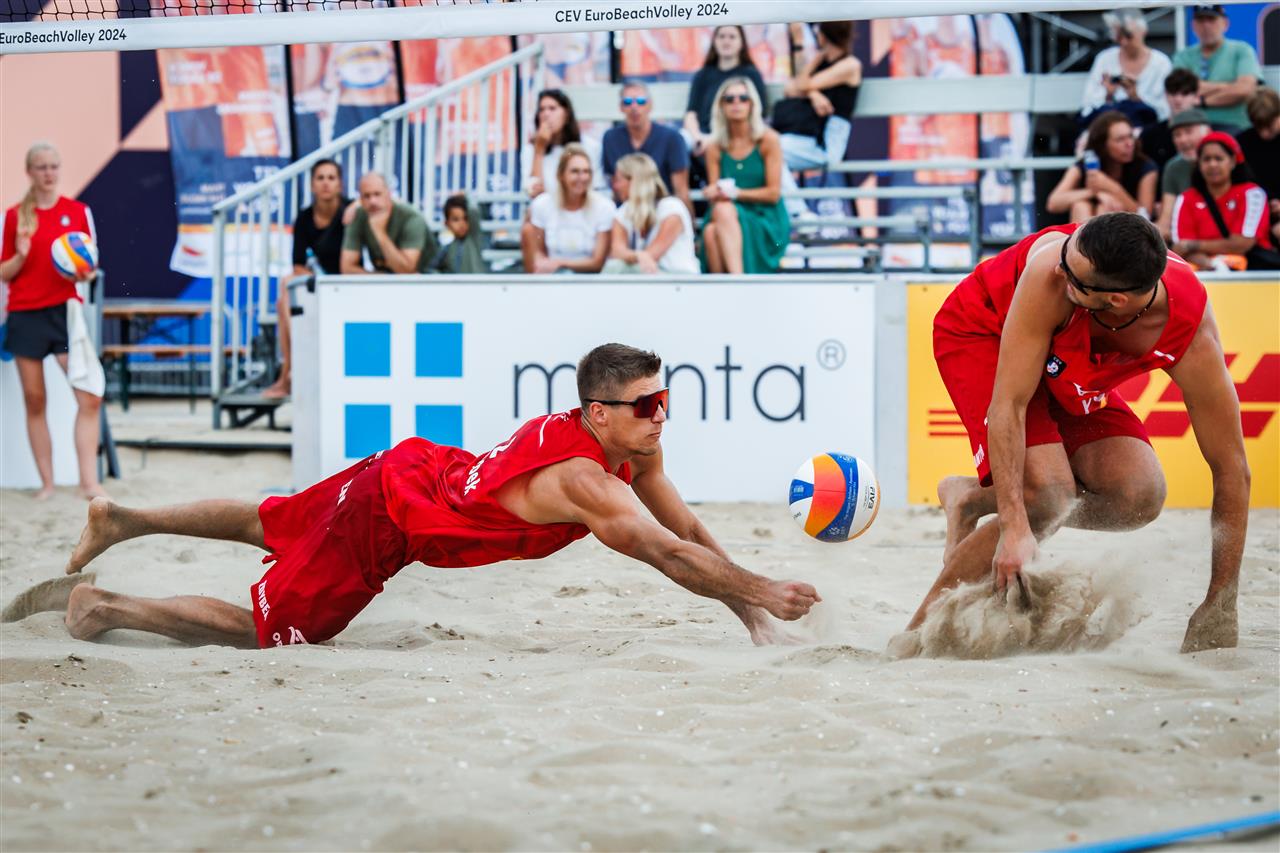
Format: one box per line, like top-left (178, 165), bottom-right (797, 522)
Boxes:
top-left (1, 197), bottom-right (95, 312)
top-left (1171, 183), bottom-right (1273, 249)
top-left (935, 223), bottom-right (1208, 417)
top-left (380, 408), bottom-right (632, 570)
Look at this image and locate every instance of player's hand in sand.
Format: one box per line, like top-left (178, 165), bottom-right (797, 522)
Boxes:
top-left (760, 580), bottom-right (821, 621)
top-left (992, 527), bottom-right (1036, 596)
top-left (1180, 583), bottom-right (1239, 653)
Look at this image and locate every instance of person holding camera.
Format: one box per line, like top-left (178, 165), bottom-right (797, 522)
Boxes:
top-left (1079, 9), bottom-right (1171, 128)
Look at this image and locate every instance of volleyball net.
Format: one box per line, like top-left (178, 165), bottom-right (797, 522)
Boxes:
top-left (0, 0), bottom-right (1190, 54)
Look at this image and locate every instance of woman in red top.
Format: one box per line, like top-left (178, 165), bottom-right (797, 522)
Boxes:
top-left (1170, 131), bottom-right (1274, 270)
top-left (0, 143), bottom-right (106, 500)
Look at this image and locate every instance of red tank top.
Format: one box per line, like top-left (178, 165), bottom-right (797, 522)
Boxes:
top-left (936, 223), bottom-right (1208, 416)
top-left (380, 409), bottom-right (633, 569)
top-left (1, 197), bottom-right (94, 312)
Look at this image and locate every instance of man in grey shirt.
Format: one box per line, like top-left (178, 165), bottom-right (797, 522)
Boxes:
top-left (340, 172), bottom-right (439, 274)
top-left (1155, 109), bottom-right (1210, 243)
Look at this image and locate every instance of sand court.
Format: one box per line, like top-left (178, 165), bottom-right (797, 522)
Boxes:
top-left (2, 447), bottom-right (1276, 851)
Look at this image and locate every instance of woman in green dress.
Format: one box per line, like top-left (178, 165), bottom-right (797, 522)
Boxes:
top-left (702, 76), bottom-right (790, 273)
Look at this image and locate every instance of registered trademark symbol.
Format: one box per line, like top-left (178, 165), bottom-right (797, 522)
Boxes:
top-left (817, 339), bottom-right (846, 370)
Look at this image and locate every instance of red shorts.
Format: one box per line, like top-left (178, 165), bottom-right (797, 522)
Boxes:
top-left (250, 451), bottom-right (409, 648)
top-left (934, 329), bottom-right (1150, 486)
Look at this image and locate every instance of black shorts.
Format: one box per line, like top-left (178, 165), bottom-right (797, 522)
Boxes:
top-left (4, 304), bottom-right (69, 360)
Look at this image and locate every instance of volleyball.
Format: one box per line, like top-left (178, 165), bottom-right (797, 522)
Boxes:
top-left (50, 231), bottom-right (97, 280)
top-left (788, 452), bottom-right (880, 542)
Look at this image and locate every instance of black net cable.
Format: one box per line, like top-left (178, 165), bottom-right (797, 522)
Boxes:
top-left (0, 0), bottom-right (467, 24)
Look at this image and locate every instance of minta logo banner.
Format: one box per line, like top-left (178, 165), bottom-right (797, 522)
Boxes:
top-left (311, 282), bottom-right (878, 503)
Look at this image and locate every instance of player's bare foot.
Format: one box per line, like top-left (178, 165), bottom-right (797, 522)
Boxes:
top-left (79, 482), bottom-right (110, 501)
top-left (65, 583), bottom-right (114, 641)
top-left (938, 475), bottom-right (983, 564)
top-left (1, 573), bottom-right (96, 622)
top-left (262, 379), bottom-right (290, 399)
top-left (34, 485), bottom-right (55, 501)
top-left (66, 497), bottom-right (127, 574)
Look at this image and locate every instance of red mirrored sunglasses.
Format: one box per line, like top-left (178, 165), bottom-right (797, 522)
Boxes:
top-left (585, 387), bottom-right (669, 418)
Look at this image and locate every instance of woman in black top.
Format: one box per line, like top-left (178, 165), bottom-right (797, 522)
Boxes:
top-left (264, 159), bottom-right (353, 399)
top-left (1047, 111), bottom-right (1157, 223)
top-left (682, 26), bottom-right (770, 158)
top-left (775, 21), bottom-right (861, 172)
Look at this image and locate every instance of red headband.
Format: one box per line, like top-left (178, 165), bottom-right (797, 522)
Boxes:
top-left (1197, 131), bottom-right (1245, 164)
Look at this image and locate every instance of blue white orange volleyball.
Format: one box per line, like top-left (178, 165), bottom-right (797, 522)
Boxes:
top-left (788, 453), bottom-right (880, 542)
top-left (51, 232), bottom-right (97, 280)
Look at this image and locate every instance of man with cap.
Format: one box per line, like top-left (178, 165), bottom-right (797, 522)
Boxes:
top-left (1155, 108), bottom-right (1211, 242)
top-left (1171, 5), bottom-right (1262, 131)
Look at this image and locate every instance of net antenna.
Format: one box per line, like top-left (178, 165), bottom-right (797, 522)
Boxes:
top-left (1, 0), bottom-right (1196, 55)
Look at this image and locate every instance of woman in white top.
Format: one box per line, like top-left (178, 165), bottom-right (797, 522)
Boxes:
top-left (522, 89), bottom-right (605, 198)
top-left (1080, 9), bottom-right (1173, 122)
top-left (522, 143), bottom-right (615, 274)
top-left (606, 153), bottom-right (700, 275)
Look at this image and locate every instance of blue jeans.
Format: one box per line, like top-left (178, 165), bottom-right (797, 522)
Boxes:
top-left (779, 116), bottom-right (852, 218)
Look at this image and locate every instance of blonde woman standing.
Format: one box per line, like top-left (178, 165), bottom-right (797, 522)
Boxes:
top-left (607, 153), bottom-right (700, 275)
top-left (702, 77), bottom-right (789, 274)
top-left (0, 143), bottom-right (106, 500)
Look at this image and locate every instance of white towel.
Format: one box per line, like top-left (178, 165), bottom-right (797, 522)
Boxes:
top-left (66, 292), bottom-right (105, 397)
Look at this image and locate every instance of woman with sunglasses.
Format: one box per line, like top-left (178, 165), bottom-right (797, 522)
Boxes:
top-left (1079, 9), bottom-right (1172, 125)
top-left (682, 26), bottom-right (769, 160)
top-left (606, 153), bottom-right (699, 275)
top-left (0, 142), bottom-right (106, 501)
top-left (702, 78), bottom-right (789, 274)
top-left (521, 143), bottom-right (615, 275)
top-left (521, 89), bottom-right (604, 199)
top-left (1170, 131), bottom-right (1275, 270)
top-left (1047, 111), bottom-right (1157, 223)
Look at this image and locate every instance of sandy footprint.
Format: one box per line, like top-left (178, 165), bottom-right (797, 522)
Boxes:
top-left (2, 573), bottom-right (96, 623)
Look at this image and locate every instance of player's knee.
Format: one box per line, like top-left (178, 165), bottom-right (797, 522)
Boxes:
top-left (22, 389), bottom-right (47, 415)
top-left (78, 393), bottom-right (102, 415)
top-left (1113, 473), bottom-right (1166, 529)
top-left (1024, 480), bottom-right (1076, 534)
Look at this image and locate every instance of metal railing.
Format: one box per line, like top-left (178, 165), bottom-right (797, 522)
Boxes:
top-left (209, 42), bottom-right (545, 401)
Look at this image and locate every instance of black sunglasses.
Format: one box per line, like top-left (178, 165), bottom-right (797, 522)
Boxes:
top-left (721, 93), bottom-right (751, 104)
top-left (584, 387), bottom-right (669, 419)
top-left (1059, 237), bottom-right (1148, 294)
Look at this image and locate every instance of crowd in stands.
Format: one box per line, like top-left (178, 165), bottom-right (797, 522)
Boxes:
top-left (1059, 4), bottom-right (1276, 272)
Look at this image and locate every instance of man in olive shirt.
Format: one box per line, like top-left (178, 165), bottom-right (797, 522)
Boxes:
top-left (340, 172), bottom-right (439, 274)
top-left (1155, 109), bottom-right (1210, 242)
top-left (1171, 5), bottom-right (1262, 131)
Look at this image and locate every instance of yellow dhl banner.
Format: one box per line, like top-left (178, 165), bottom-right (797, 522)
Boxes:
top-left (906, 280), bottom-right (1280, 508)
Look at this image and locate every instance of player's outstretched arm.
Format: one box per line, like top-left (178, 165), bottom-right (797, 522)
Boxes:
top-left (628, 448), bottom-right (781, 640)
top-left (557, 461), bottom-right (821, 634)
top-left (1167, 305), bottom-right (1250, 652)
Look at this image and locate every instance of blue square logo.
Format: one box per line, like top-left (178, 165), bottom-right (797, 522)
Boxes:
top-left (345, 322), bottom-right (391, 377)
top-left (345, 404), bottom-right (390, 458)
top-left (415, 405), bottom-right (463, 448)
top-left (415, 323), bottom-right (463, 377)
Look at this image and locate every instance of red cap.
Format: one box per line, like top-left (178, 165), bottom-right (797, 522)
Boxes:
top-left (1197, 131), bottom-right (1245, 164)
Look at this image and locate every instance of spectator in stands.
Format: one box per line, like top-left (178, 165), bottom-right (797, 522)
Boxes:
top-left (432, 194), bottom-right (488, 274)
top-left (521, 143), bottom-right (615, 274)
top-left (1139, 68), bottom-right (1203, 171)
top-left (682, 26), bottom-right (769, 159)
top-left (602, 82), bottom-right (692, 214)
top-left (264, 158), bottom-right (354, 400)
top-left (0, 142), bottom-right (105, 500)
top-left (1171, 131), bottom-right (1276, 270)
top-left (702, 78), bottom-right (789, 274)
top-left (1079, 9), bottom-right (1172, 126)
top-left (1047, 112), bottom-right (1157, 223)
top-left (340, 172), bottom-right (438, 275)
top-left (774, 21), bottom-right (861, 187)
top-left (605, 153), bottom-right (700, 275)
top-left (1171, 4), bottom-right (1262, 131)
top-left (1235, 87), bottom-right (1280, 245)
top-left (1155, 109), bottom-right (1211, 243)
top-left (522, 89), bottom-right (604, 198)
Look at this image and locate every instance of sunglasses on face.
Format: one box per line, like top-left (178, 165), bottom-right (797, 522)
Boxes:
top-left (1059, 237), bottom-right (1147, 294)
top-left (585, 387), bottom-right (669, 419)
top-left (721, 93), bottom-right (751, 104)
top-left (621, 96), bottom-right (648, 107)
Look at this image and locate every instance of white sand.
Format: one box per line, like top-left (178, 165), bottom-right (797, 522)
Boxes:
top-left (2, 447), bottom-right (1277, 851)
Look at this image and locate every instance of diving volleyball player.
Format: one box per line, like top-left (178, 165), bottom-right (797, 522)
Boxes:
top-left (912, 212), bottom-right (1248, 653)
top-left (60, 344), bottom-right (820, 649)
